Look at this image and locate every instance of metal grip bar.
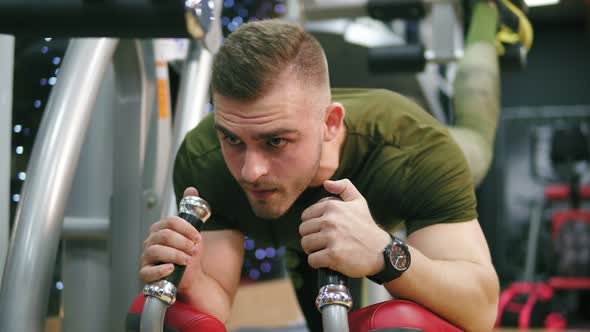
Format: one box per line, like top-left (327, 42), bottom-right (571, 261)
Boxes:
top-left (140, 196), bottom-right (211, 332)
top-left (163, 213), bottom-right (205, 286)
top-left (316, 268), bottom-right (353, 310)
top-left (143, 196), bottom-right (211, 305)
top-left (316, 268), bottom-right (353, 332)
top-left (318, 268), bottom-right (347, 288)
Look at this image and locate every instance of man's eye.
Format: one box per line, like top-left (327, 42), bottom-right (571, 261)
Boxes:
top-left (225, 136), bottom-right (242, 145)
top-left (268, 138), bottom-right (287, 148)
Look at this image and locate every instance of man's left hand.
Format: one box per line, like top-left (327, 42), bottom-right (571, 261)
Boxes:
top-left (299, 179), bottom-right (391, 278)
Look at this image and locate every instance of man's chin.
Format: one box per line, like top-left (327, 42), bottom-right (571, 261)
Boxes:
top-left (248, 199), bottom-right (289, 220)
top-left (251, 206), bottom-right (287, 220)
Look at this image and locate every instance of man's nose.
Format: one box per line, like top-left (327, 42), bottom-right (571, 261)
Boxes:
top-left (241, 149), bottom-right (269, 183)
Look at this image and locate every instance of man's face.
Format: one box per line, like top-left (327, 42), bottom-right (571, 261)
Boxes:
top-left (213, 79), bottom-right (326, 219)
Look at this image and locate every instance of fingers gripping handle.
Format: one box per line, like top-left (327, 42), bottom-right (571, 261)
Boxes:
top-left (143, 196), bottom-right (211, 305)
top-left (164, 196), bottom-right (211, 286)
top-left (313, 192), bottom-right (352, 312)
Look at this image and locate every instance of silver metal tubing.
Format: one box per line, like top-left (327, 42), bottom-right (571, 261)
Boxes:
top-left (0, 34), bottom-right (14, 287)
top-left (424, 49), bottom-right (462, 64)
top-left (161, 41), bottom-right (215, 217)
top-left (321, 304), bottom-right (351, 332)
top-left (110, 39), bottom-right (155, 331)
top-left (523, 200), bottom-right (544, 281)
top-left (161, 0), bottom-right (222, 218)
top-left (62, 217), bottom-right (110, 240)
top-left (143, 280), bottom-right (178, 305)
top-left (317, 283), bottom-right (352, 332)
top-left (61, 64), bottom-right (115, 332)
top-left (140, 298), bottom-right (168, 332)
top-left (0, 38), bottom-right (119, 331)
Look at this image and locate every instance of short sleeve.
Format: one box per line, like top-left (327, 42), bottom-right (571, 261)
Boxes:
top-left (398, 131), bottom-right (478, 235)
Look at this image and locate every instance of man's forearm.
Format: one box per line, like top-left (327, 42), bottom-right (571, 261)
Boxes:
top-left (178, 271), bottom-right (234, 323)
top-left (384, 246), bottom-right (499, 332)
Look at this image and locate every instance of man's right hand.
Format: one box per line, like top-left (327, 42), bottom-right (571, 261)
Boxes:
top-left (140, 187), bottom-right (203, 284)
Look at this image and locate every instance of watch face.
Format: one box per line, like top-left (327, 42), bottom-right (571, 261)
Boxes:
top-left (389, 244), bottom-right (409, 271)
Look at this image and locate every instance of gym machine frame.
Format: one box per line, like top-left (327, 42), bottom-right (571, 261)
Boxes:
top-left (0, 1), bottom-right (221, 331)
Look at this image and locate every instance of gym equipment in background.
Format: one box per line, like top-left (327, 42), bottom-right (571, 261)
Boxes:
top-left (368, 40), bottom-right (526, 73)
top-left (496, 122), bottom-right (590, 329)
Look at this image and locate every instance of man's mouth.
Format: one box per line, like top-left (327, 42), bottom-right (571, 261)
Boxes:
top-left (247, 188), bottom-right (277, 199)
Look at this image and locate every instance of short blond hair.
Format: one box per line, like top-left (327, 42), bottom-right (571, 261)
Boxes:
top-left (212, 19), bottom-right (329, 101)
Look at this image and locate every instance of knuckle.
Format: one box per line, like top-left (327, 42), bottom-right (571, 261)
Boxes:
top-left (149, 222), bottom-right (159, 234)
top-left (325, 200), bottom-right (337, 209)
top-left (176, 252), bottom-right (187, 264)
top-left (162, 216), bottom-right (178, 228)
top-left (322, 217), bottom-right (336, 229)
top-left (161, 264), bottom-right (173, 276)
top-left (325, 232), bottom-right (336, 246)
top-left (326, 248), bottom-right (338, 261)
top-left (300, 238), bottom-right (310, 252)
top-left (307, 255), bottom-right (318, 269)
top-left (139, 268), bottom-right (154, 283)
top-left (144, 245), bottom-right (161, 261)
top-left (142, 249), bottom-right (155, 264)
top-left (160, 228), bottom-right (174, 241)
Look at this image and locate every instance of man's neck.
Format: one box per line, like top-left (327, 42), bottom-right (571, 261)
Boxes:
top-left (310, 124), bottom-right (347, 187)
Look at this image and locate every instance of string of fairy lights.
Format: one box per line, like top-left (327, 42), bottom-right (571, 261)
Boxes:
top-left (10, 37), bottom-right (61, 210)
top-left (8, 1), bottom-right (291, 304)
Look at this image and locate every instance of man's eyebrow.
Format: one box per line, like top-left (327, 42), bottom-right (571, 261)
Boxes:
top-left (215, 124), bottom-right (236, 137)
top-left (254, 129), bottom-right (299, 140)
top-left (214, 124), bottom-right (299, 140)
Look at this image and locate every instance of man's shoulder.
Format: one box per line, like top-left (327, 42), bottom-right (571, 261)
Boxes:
top-left (332, 88), bottom-right (446, 147)
top-left (181, 112), bottom-right (220, 160)
top-left (174, 112), bottom-right (235, 197)
top-left (331, 88), bottom-right (412, 108)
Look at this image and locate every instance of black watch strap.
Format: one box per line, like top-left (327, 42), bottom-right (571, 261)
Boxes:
top-left (366, 233), bottom-right (411, 285)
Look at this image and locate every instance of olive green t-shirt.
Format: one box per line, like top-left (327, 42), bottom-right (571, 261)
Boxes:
top-left (173, 88), bottom-right (477, 251)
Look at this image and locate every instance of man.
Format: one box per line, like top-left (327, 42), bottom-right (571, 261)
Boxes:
top-left (139, 1), bottom-right (532, 331)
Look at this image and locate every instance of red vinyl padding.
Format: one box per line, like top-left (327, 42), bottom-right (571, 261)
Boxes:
top-left (128, 293), bottom-right (226, 332)
top-left (348, 300), bottom-right (462, 332)
top-left (129, 295), bottom-right (460, 332)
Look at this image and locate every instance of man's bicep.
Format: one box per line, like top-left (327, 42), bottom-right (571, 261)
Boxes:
top-left (201, 230), bottom-right (245, 299)
top-left (406, 219), bottom-right (492, 266)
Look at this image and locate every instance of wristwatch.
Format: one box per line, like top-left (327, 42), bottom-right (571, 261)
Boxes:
top-left (367, 233), bottom-right (411, 284)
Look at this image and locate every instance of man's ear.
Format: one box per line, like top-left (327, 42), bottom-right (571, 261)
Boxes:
top-left (323, 102), bottom-right (345, 142)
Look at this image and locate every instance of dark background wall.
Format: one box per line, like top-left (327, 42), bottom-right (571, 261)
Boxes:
top-left (478, 10), bottom-right (590, 284)
top-left (501, 20), bottom-right (590, 107)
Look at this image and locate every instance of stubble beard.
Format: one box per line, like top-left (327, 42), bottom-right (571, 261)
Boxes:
top-left (247, 144), bottom-right (322, 220)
